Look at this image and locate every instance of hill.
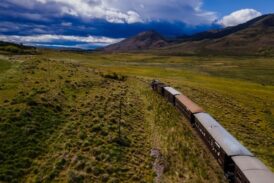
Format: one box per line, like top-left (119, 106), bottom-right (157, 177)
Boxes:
top-left (0, 41), bottom-right (36, 54)
top-left (103, 30), bottom-right (168, 52)
top-left (178, 15), bottom-right (270, 42)
top-left (161, 14), bottom-right (274, 55)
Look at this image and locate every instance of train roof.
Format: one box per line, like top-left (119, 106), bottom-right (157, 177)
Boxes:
top-left (232, 156), bottom-right (270, 171)
top-left (232, 156), bottom-right (274, 183)
top-left (175, 95), bottom-right (204, 114)
top-left (157, 82), bottom-right (167, 87)
top-left (194, 112), bottom-right (220, 128)
top-left (152, 80), bottom-right (160, 84)
top-left (164, 87), bottom-right (181, 96)
top-left (194, 113), bottom-right (253, 156)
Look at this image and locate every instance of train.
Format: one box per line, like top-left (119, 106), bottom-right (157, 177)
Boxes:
top-left (151, 80), bottom-right (274, 183)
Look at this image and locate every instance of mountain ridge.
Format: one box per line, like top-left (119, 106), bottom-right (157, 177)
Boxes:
top-left (102, 30), bottom-right (169, 52)
top-left (103, 14), bottom-right (274, 55)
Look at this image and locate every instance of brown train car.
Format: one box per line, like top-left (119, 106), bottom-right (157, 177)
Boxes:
top-left (175, 94), bottom-right (204, 124)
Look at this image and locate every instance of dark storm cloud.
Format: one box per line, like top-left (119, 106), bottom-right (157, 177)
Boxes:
top-left (0, 0), bottom-right (221, 48)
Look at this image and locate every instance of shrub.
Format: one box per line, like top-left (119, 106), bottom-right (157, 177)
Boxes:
top-left (101, 72), bottom-right (127, 81)
top-left (26, 98), bottom-right (38, 106)
top-left (91, 124), bottom-right (102, 132)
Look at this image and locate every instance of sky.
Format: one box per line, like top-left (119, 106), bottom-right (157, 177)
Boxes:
top-left (0, 0), bottom-right (273, 49)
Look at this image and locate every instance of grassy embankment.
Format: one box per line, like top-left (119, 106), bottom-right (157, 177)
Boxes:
top-left (42, 51), bottom-right (274, 170)
top-left (0, 57), bottom-right (155, 182)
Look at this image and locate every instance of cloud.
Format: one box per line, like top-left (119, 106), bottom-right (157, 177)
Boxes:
top-left (0, 0), bottom-right (221, 48)
top-left (2, 0), bottom-right (143, 24)
top-left (61, 22), bottom-right (72, 27)
top-left (1, 0), bottom-right (216, 25)
top-left (219, 9), bottom-right (262, 27)
top-left (0, 34), bottom-right (123, 48)
top-left (105, 0), bottom-right (217, 25)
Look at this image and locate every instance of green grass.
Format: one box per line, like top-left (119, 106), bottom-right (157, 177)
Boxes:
top-left (0, 51), bottom-right (273, 182)
top-left (42, 51), bottom-right (274, 85)
top-left (0, 59), bottom-right (12, 73)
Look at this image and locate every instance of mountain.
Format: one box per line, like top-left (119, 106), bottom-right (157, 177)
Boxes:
top-left (161, 14), bottom-right (274, 56)
top-left (103, 14), bottom-right (274, 55)
top-left (178, 15), bottom-right (270, 42)
top-left (103, 30), bottom-right (168, 52)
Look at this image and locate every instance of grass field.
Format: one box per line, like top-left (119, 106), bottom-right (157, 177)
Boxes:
top-left (0, 51), bottom-right (273, 182)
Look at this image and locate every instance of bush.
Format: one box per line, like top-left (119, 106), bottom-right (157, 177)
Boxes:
top-left (101, 72), bottom-right (127, 81)
top-left (91, 124), bottom-right (102, 132)
top-left (26, 98), bottom-right (38, 106)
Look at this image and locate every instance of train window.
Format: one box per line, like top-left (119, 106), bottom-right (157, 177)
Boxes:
top-left (217, 159), bottom-right (221, 164)
top-left (214, 142), bottom-right (220, 149)
top-left (235, 170), bottom-right (243, 181)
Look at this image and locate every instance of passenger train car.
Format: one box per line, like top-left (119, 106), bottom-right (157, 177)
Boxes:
top-left (163, 87), bottom-right (181, 105)
top-left (194, 113), bottom-right (253, 177)
top-left (232, 156), bottom-right (274, 183)
top-left (151, 80), bottom-right (274, 183)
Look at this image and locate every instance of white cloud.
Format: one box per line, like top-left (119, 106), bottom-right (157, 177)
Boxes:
top-left (61, 22), bottom-right (72, 27)
top-left (0, 34), bottom-right (123, 44)
top-left (4, 0), bottom-right (217, 25)
top-left (219, 9), bottom-right (262, 27)
top-left (106, 0), bottom-right (217, 25)
top-left (56, 0), bottom-right (143, 23)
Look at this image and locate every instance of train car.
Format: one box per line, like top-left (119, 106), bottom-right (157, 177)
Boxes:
top-left (232, 156), bottom-right (274, 183)
top-left (194, 113), bottom-right (253, 178)
top-left (163, 87), bottom-right (181, 105)
top-left (175, 94), bottom-right (204, 124)
top-left (156, 82), bottom-right (168, 96)
top-left (151, 80), bottom-right (159, 91)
